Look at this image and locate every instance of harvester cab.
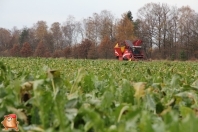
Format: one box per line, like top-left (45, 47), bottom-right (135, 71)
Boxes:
top-left (114, 39), bottom-right (144, 61)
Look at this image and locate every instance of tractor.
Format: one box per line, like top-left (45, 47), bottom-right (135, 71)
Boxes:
top-left (114, 39), bottom-right (144, 61)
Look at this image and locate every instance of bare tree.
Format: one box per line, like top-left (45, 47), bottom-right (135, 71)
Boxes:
top-left (137, 3), bottom-right (157, 58)
top-left (160, 3), bottom-right (171, 58)
top-left (99, 10), bottom-right (115, 41)
top-left (62, 16), bottom-right (84, 47)
top-left (177, 6), bottom-right (196, 59)
top-left (50, 22), bottom-right (63, 50)
top-left (83, 13), bottom-right (101, 46)
top-left (10, 27), bottom-right (20, 49)
top-left (26, 28), bottom-right (38, 52)
top-left (165, 6), bottom-right (179, 59)
top-left (190, 14), bottom-right (198, 58)
top-left (0, 28), bottom-right (11, 51)
top-left (44, 32), bottom-right (54, 53)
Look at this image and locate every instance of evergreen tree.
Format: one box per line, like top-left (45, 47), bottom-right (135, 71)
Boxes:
top-left (127, 11), bottom-right (133, 21)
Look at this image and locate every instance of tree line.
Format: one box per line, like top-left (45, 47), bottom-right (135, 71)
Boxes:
top-left (1, 3), bottom-right (198, 60)
top-left (137, 3), bottom-right (198, 60)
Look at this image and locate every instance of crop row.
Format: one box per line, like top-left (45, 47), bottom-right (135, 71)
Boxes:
top-left (0, 57), bottom-right (198, 132)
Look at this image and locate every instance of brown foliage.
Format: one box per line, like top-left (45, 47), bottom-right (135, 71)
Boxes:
top-left (71, 45), bottom-right (79, 59)
top-left (35, 21), bottom-right (48, 41)
top-left (44, 49), bottom-right (51, 57)
top-left (0, 50), bottom-right (10, 57)
top-left (53, 50), bottom-right (64, 58)
top-left (10, 44), bottom-right (20, 57)
top-left (63, 46), bottom-right (72, 58)
top-left (116, 12), bottom-right (135, 41)
top-left (98, 36), bottom-right (114, 59)
top-left (87, 44), bottom-right (98, 59)
top-left (34, 41), bottom-right (47, 57)
top-left (2, 6), bottom-right (198, 60)
top-left (78, 39), bottom-right (92, 59)
top-left (20, 42), bottom-right (32, 57)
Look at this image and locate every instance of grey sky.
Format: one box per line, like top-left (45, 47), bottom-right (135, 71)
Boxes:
top-left (1, 0), bottom-right (198, 30)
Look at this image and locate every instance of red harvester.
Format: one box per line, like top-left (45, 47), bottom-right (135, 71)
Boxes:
top-left (114, 39), bottom-right (144, 61)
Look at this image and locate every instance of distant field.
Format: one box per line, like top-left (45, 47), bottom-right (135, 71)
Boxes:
top-left (0, 57), bottom-right (198, 132)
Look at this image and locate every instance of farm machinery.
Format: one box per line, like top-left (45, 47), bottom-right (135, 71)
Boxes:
top-left (114, 39), bottom-right (144, 61)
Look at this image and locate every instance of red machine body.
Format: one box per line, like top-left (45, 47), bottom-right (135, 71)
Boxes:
top-left (114, 40), bottom-right (144, 61)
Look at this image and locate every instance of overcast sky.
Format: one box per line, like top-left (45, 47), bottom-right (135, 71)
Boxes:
top-left (1, 0), bottom-right (198, 30)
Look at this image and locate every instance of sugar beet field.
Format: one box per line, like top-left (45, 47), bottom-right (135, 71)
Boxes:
top-left (0, 57), bottom-right (198, 132)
